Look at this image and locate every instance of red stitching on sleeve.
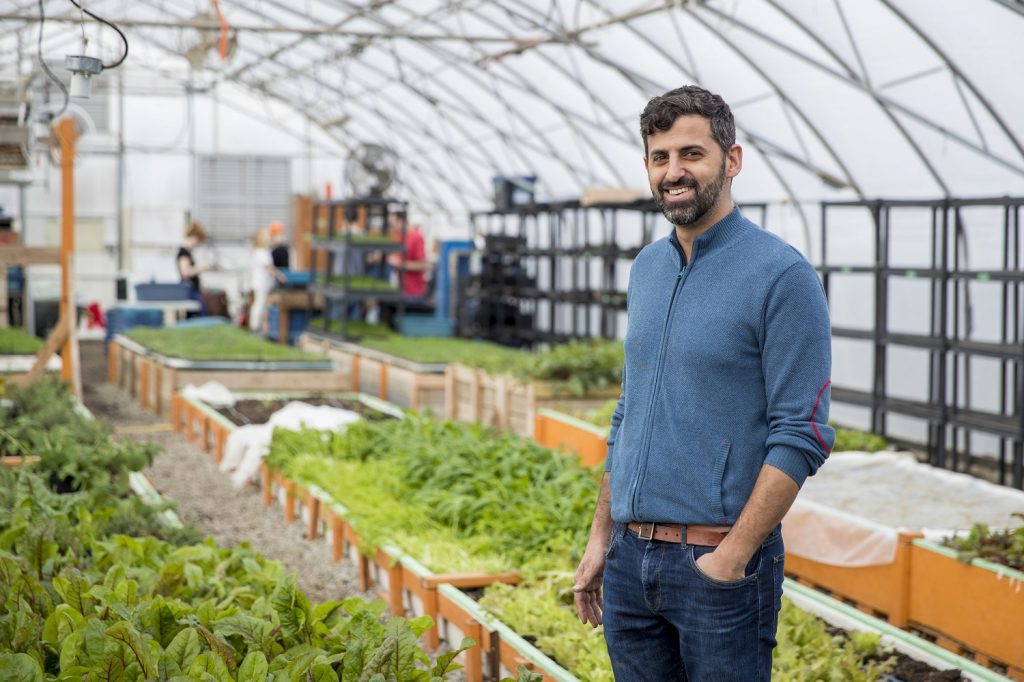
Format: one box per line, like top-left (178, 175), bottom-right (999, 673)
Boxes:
top-left (809, 379), bottom-right (832, 454)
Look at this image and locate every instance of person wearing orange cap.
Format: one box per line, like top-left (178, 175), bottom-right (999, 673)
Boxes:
top-left (269, 222), bottom-right (290, 270)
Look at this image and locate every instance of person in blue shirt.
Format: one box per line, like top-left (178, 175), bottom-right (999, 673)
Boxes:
top-left (572, 85), bottom-right (834, 681)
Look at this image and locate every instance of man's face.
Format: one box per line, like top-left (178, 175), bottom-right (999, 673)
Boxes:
top-left (644, 115), bottom-right (740, 228)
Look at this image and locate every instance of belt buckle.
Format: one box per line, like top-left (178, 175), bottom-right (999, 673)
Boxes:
top-left (637, 522), bottom-right (655, 541)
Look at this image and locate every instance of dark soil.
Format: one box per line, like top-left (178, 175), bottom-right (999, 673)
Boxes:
top-left (825, 625), bottom-right (965, 681)
top-left (882, 655), bottom-right (964, 681)
top-left (215, 396), bottom-right (395, 426)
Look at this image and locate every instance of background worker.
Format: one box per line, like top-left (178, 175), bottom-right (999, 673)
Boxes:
top-left (573, 85), bottom-right (834, 681)
top-left (177, 220), bottom-right (209, 316)
top-left (269, 221), bottom-right (290, 270)
top-left (248, 227), bottom-right (286, 333)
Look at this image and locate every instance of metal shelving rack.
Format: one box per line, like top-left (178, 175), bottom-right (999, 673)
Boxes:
top-left (467, 199), bottom-right (768, 347)
top-left (307, 197), bottom-right (407, 339)
top-left (821, 197), bottom-right (1024, 489)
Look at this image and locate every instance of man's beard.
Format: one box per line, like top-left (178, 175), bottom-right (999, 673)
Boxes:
top-left (653, 161), bottom-right (727, 227)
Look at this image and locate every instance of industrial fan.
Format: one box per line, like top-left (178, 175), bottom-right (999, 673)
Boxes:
top-left (345, 143), bottom-right (398, 198)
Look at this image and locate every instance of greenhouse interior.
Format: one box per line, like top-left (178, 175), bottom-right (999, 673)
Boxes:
top-left (1, 1), bottom-right (1022, 680)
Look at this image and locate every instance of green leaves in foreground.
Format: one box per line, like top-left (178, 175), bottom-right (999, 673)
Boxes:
top-left (0, 466), bottom-right (460, 681)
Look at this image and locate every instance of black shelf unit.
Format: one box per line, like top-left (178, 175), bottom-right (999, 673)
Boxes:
top-left (820, 196), bottom-right (1024, 489)
top-left (306, 197), bottom-right (408, 340)
top-left (466, 199), bottom-right (767, 347)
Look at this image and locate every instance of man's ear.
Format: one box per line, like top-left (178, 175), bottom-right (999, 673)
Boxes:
top-left (727, 144), bottom-right (743, 179)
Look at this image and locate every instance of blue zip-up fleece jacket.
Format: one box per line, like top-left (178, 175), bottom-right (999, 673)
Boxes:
top-left (606, 207), bottom-right (834, 526)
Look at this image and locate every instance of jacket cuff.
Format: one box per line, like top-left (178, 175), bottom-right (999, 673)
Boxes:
top-left (765, 445), bottom-right (812, 488)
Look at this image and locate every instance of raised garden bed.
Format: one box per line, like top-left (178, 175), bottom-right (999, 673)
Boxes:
top-left (0, 326), bottom-right (60, 379)
top-left (299, 331), bottom-right (455, 412)
top-left (172, 390), bottom-right (400, 462)
top-left (783, 451), bottom-right (1024, 677)
top-left (110, 326), bottom-right (342, 417)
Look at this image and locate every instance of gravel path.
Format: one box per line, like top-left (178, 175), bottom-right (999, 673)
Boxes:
top-left (79, 341), bottom-right (369, 605)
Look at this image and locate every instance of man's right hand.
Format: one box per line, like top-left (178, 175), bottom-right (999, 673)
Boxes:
top-left (573, 542), bottom-right (607, 628)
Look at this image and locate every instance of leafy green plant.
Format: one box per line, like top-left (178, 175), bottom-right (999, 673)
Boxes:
top-left (831, 423), bottom-right (888, 453)
top-left (357, 336), bottom-right (526, 367)
top-left (269, 415), bottom-right (600, 573)
top-left (0, 465), bottom-right (470, 680)
top-left (479, 573), bottom-right (897, 682)
top-left (944, 515), bottom-right (1024, 570)
top-left (0, 327), bottom-right (43, 355)
top-left (317, 274), bottom-right (398, 292)
top-left (0, 377), bottom-right (157, 503)
top-left (126, 326), bottom-right (325, 362)
top-left (325, 318), bottom-right (397, 338)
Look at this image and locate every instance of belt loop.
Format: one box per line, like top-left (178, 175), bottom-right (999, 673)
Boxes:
top-left (637, 522), bottom-right (654, 541)
top-left (680, 523), bottom-right (688, 548)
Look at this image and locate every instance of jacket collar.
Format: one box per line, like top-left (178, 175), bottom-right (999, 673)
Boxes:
top-left (667, 206), bottom-right (747, 266)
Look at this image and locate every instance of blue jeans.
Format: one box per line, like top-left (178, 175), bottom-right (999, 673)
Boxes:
top-left (603, 523), bottom-right (785, 681)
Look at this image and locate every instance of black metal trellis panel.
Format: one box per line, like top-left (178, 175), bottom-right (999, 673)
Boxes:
top-left (466, 199), bottom-right (768, 347)
top-left (821, 196), bottom-right (1024, 490)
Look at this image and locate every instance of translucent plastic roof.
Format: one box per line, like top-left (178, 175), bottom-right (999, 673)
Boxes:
top-left (7, 0), bottom-right (1024, 215)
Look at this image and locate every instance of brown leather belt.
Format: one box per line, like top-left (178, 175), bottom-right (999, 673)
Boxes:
top-left (627, 522), bottom-right (731, 547)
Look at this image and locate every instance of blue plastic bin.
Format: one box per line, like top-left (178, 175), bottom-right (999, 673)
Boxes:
top-left (105, 307), bottom-right (163, 352)
top-left (398, 314), bottom-right (454, 337)
top-left (136, 282), bottom-right (192, 301)
top-left (266, 305), bottom-right (313, 345)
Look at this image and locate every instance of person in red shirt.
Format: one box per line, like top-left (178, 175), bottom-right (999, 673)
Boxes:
top-left (386, 213), bottom-right (430, 297)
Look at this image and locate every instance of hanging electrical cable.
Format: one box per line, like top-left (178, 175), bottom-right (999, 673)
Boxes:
top-left (67, 0), bottom-right (129, 69)
top-left (37, 0), bottom-right (70, 118)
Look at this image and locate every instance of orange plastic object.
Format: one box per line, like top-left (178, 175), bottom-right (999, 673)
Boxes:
top-left (533, 411), bottom-right (608, 467)
top-left (908, 540), bottom-right (1024, 675)
top-left (784, 531), bottom-right (920, 626)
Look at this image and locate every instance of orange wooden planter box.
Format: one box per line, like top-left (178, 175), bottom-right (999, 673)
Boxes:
top-left (533, 408), bottom-right (609, 467)
top-left (299, 332), bottom-right (446, 412)
top-left (784, 531), bottom-right (921, 625)
top-left (908, 539), bottom-right (1024, 677)
top-left (445, 364), bottom-right (618, 439)
top-left (112, 335), bottom-right (343, 418)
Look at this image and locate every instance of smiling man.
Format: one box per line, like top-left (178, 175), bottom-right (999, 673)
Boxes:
top-left (573, 86), bottom-right (835, 681)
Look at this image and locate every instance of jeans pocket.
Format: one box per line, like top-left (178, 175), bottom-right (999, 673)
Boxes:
top-left (604, 523), bottom-right (625, 560)
top-left (688, 544), bottom-right (760, 588)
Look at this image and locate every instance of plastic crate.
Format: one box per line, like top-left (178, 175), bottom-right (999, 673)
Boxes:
top-left (135, 282), bottom-right (192, 301)
top-left (398, 314), bottom-right (453, 338)
top-left (278, 269), bottom-right (313, 288)
top-left (266, 306), bottom-right (313, 345)
top-left (105, 307), bottom-right (163, 351)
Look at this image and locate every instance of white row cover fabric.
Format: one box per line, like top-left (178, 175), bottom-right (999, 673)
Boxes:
top-left (784, 451), bottom-right (1024, 566)
top-left (180, 381), bottom-right (236, 408)
top-left (219, 401), bottom-right (362, 488)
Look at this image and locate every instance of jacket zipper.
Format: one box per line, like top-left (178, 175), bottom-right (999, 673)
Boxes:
top-left (629, 245), bottom-right (694, 520)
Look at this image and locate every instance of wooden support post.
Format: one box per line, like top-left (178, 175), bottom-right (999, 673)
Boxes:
top-left (214, 427), bottom-right (227, 463)
top-left (379, 363), bottom-right (388, 400)
top-left (201, 415), bottom-right (211, 453)
top-left (328, 511), bottom-right (344, 563)
top-left (351, 356), bottom-right (360, 392)
top-left (283, 480), bottom-right (297, 523)
top-left (261, 464), bottom-right (274, 507)
top-left (107, 343), bottom-right (118, 384)
top-left (305, 491), bottom-right (321, 540)
top-left (409, 373), bottom-right (419, 410)
top-left (139, 359), bottom-right (150, 410)
top-left (56, 118), bottom-right (80, 399)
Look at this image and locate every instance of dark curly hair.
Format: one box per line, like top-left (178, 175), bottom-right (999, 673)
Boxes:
top-left (640, 85), bottom-right (736, 156)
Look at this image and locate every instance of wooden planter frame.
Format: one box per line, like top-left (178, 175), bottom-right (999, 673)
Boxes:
top-left (533, 408), bottom-right (610, 467)
top-left (445, 364), bottom-right (619, 438)
top-left (908, 539), bottom-right (1024, 678)
top-left (298, 332), bottom-right (447, 412)
top-left (110, 334), bottom-right (344, 418)
top-left (172, 390), bottom-right (400, 463)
